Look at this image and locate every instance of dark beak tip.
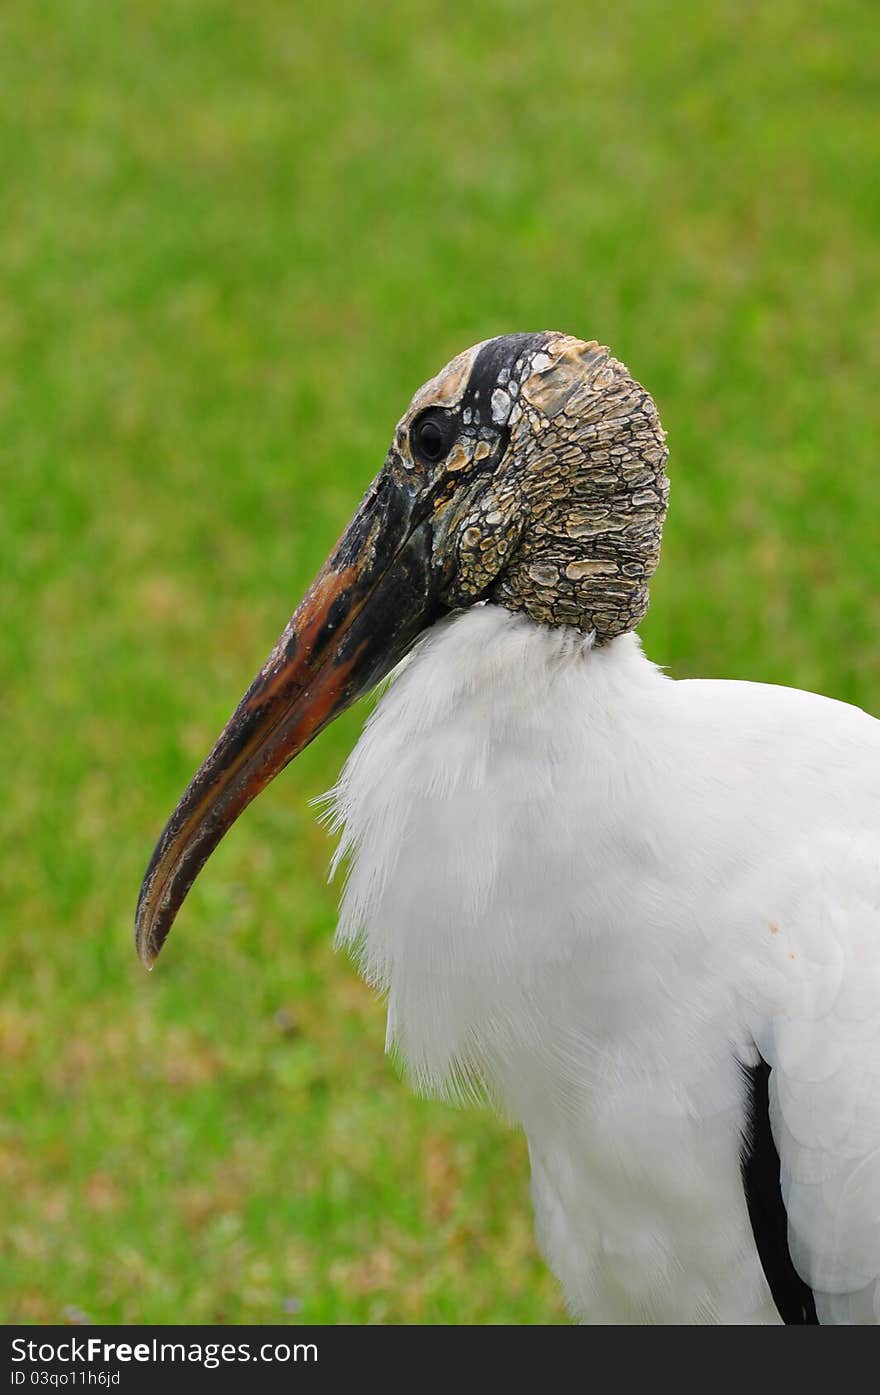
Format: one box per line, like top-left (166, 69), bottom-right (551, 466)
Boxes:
top-left (134, 876), bottom-right (164, 970)
top-left (138, 938), bottom-right (158, 971)
top-left (134, 919), bottom-right (158, 970)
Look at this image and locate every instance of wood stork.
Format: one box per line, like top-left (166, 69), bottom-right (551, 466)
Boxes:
top-left (135, 332), bottom-right (880, 1324)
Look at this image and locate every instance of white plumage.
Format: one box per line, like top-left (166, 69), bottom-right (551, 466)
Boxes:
top-left (330, 605), bottom-right (880, 1323)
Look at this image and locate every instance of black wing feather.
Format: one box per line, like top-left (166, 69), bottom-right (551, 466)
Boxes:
top-left (741, 1056), bottom-right (819, 1324)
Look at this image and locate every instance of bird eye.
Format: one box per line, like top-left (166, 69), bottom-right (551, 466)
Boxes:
top-left (412, 413), bottom-right (454, 464)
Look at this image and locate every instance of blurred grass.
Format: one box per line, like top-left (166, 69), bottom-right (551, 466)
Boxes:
top-left (0, 0), bottom-right (877, 1323)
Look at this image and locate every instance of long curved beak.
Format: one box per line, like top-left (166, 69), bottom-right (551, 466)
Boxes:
top-left (135, 467), bottom-right (445, 967)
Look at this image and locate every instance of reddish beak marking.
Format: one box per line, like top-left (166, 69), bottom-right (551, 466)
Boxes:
top-left (135, 473), bottom-right (444, 967)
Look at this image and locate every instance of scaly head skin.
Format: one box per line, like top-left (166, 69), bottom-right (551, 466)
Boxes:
top-left (135, 332), bottom-right (669, 966)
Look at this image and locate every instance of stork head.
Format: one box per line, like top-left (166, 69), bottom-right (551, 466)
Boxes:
top-left (135, 332), bottom-right (668, 966)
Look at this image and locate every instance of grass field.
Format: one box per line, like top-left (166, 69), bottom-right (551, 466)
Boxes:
top-left (1, 0), bottom-right (877, 1324)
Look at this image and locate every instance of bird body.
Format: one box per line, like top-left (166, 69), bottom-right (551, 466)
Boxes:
top-left (137, 331), bottom-right (880, 1323)
top-left (330, 604), bottom-right (880, 1323)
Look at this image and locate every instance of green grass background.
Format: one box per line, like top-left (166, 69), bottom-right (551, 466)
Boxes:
top-left (1, 0), bottom-right (877, 1324)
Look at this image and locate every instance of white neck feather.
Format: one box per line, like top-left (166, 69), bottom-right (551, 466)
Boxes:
top-left (327, 604), bottom-right (669, 1100)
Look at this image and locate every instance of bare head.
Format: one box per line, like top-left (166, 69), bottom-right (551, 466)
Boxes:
top-left (397, 331), bottom-right (669, 635)
top-left (135, 332), bottom-right (669, 965)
